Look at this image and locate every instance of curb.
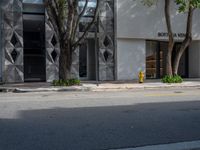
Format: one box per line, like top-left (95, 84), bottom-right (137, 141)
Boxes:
top-left (1, 82), bottom-right (200, 93)
top-left (90, 84), bottom-right (200, 92)
top-left (0, 86), bottom-right (91, 93)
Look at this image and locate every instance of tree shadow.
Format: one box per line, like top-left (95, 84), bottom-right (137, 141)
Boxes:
top-left (1, 101), bottom-right (200, 150)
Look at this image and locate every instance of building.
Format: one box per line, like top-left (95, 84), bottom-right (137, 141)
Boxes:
top-left (0, 0), bottom-right (200, 83)
top-left (116, 0), bottom-right (200, 80)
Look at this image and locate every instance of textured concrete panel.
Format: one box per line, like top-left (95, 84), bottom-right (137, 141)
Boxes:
top-left (98, 0), bottom-right (115, 80)
top-left (45, 11), bottom-right (60, 82)
top-left (2, 0), bottom-right (24, 83)
top-left (0, 10), bottom-right (2, 81)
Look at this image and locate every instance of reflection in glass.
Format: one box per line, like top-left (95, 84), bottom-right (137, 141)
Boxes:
top-left (79, 18), bottom-right (96, 32)
top-left (146, 41), bottom-right (164, 79)
top-left (146, 41), bottom-right (157, 78)
top-left (23, 0), bottom-right (43, 4)
top-left (79, 0), bottom-right (97, 17)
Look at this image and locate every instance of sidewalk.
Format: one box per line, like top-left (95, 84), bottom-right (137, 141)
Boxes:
top-left (1, 79), bottom-right (200, 93)
top-left (111, 140), bottom-right (200, 150)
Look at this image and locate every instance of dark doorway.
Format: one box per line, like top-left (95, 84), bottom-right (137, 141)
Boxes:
top-left (23, 14), bottom-right (45, 82)
top-left (172, 43), bottom-right (189, 78)
top-left (79, 39), bottom-right (96, 80)
top-left (146, 41), bottom-right (164, 79)
top-left (146, 41), bottom-right (189, 79)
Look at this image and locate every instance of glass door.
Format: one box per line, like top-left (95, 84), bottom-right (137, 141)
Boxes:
top-left (146, 41), bottom-right (165, 79)
top-left (23, 14), bottom-right (45, 81)
top-left (172, 43), bottom-right (189, 78)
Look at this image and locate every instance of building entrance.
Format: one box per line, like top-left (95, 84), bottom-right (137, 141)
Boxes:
top-left (172, 43), bottom-right (189, 78)
top-left (79, 39), bottom-right (97, 80)
top-left (146, 41), bottom-right (188, 79)
top-left (23, 14), bottom-right (45, 82)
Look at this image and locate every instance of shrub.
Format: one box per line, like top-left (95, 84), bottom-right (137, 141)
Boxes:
top-left (161, 75), bottom-right (183, 83)
top-left (52, 79), bottom-right (81, 86)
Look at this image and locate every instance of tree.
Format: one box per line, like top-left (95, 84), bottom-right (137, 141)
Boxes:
top-left (164, 0), bottom-right (174, 76)
top-left (45, 0), bottom-right (99, 80)
top-left (142, 0), bottom-right (174, 76)
top-left (173, 0), bottom-right (200, 75)
top-left (142, 0), bottom-right (200, 76)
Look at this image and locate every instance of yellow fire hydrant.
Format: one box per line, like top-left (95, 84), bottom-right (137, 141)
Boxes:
top-left (138, 71), bottom-right (144, 83)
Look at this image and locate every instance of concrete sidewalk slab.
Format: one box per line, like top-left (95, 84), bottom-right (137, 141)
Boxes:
top-left (111, 140), bottom-right (200, 150)
top-left (1, 80), bottom-right (200, 93)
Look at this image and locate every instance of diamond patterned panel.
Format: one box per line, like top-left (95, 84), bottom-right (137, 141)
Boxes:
top-left (11, 49), bottom-right (18, 62)
top-left (51, 35), bottom-right (57, 46)
top-left (11, 34), bottom-right (18, 46)
top-left (2, 0), bottom-right (24, 83)
top-left (104, 51), bottom-right (109, 61)
top-left (51, 49), bottom-right (57, 62)
top-left (98, 0), bottom-right (115, 80)
top-left (103, 36), bottom-right (110, 47)
top-left (45, 11), bottom-right (60, 82)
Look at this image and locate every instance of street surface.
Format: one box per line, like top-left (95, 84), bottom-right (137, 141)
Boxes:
top-left (1, 88), bottom-right (200, 150)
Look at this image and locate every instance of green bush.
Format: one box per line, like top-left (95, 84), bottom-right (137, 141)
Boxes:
top-left (52, 79), bottom-right (81, 86)
top-left (161, 75), bottom-right (183, 83)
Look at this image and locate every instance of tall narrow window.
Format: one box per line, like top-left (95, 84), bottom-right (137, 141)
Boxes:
top-left (146, 41), bottom-right (157, 78)
top-left (23, 0), bottom-right (43, 4)
top-left (146, 41), bottom-right (164, 79)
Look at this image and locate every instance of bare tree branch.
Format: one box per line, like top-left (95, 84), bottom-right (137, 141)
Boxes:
top-left (71, 0), bottom-right (89, 41)
top-left (45, 0), bottom-right (61, 39)
top-left (72, 0), bottom-right (100, 49)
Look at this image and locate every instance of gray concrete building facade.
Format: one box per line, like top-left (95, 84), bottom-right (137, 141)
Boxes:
top-left (0, 0), bottom-right (115, 83)
top-left (0, 0), bottom-right (200, 83)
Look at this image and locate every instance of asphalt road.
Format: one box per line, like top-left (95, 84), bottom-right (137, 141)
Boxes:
top-left (1, 88), bottom-right (200, 150)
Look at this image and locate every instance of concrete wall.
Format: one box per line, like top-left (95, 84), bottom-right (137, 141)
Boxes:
top-left (116, 0), bottom-right (200, 80)
top-left (116, 0), bottom-right (200, 40)
top-left (0, 1), bottom-right (7, 82)
top-left (117, 39), bottom-right (145, 80)
top-left (0, 8), bottom-right (2, 81)
top-left (189, 41), bottom-right (200, 77)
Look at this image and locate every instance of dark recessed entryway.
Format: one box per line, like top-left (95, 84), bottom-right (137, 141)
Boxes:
top-left (23, 14), bottom-right (45, 82)
top-left (146, 41), bottom-right (189, 79)
top-left (79, 39), bottom-right (97, 80)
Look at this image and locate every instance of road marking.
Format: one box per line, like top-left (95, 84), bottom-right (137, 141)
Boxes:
top-left (145, 93), bottom-right (186, 97)
top-left (111, 140), bottom-right (200, 150)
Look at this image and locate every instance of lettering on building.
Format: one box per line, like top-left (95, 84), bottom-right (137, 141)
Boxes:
top-left (158, 32), bottom-right (186, 38)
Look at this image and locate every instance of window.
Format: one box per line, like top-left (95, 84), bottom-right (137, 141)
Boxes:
top-left (146, 41), bottom-right (164, 79)
top-left (79, 0), bottom-right (97, 32)
top-left (23, 0), bottom-right (43, 4)
top-left (79, 0), bottom-right (97, 17)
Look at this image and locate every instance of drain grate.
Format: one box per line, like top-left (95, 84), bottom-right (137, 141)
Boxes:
top-left (174, 91), bottom-right (184, 93)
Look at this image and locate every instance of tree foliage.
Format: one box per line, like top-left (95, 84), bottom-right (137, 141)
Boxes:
top-left (173, 0), bottom-right (200, 75)
top-left (176, 0), bottom-right (200, 12)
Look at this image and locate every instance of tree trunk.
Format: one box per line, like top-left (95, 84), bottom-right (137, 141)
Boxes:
top-left (166, 42), bottom-right (173, 75)
top-left (172, 40), bottom-right (190, 75)
top-left (59, 42), bottom-right (72, 80)
top-left (172, 7), bottom-right (194, 75)
top-left (165, 0), bottom-right (174, 76)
